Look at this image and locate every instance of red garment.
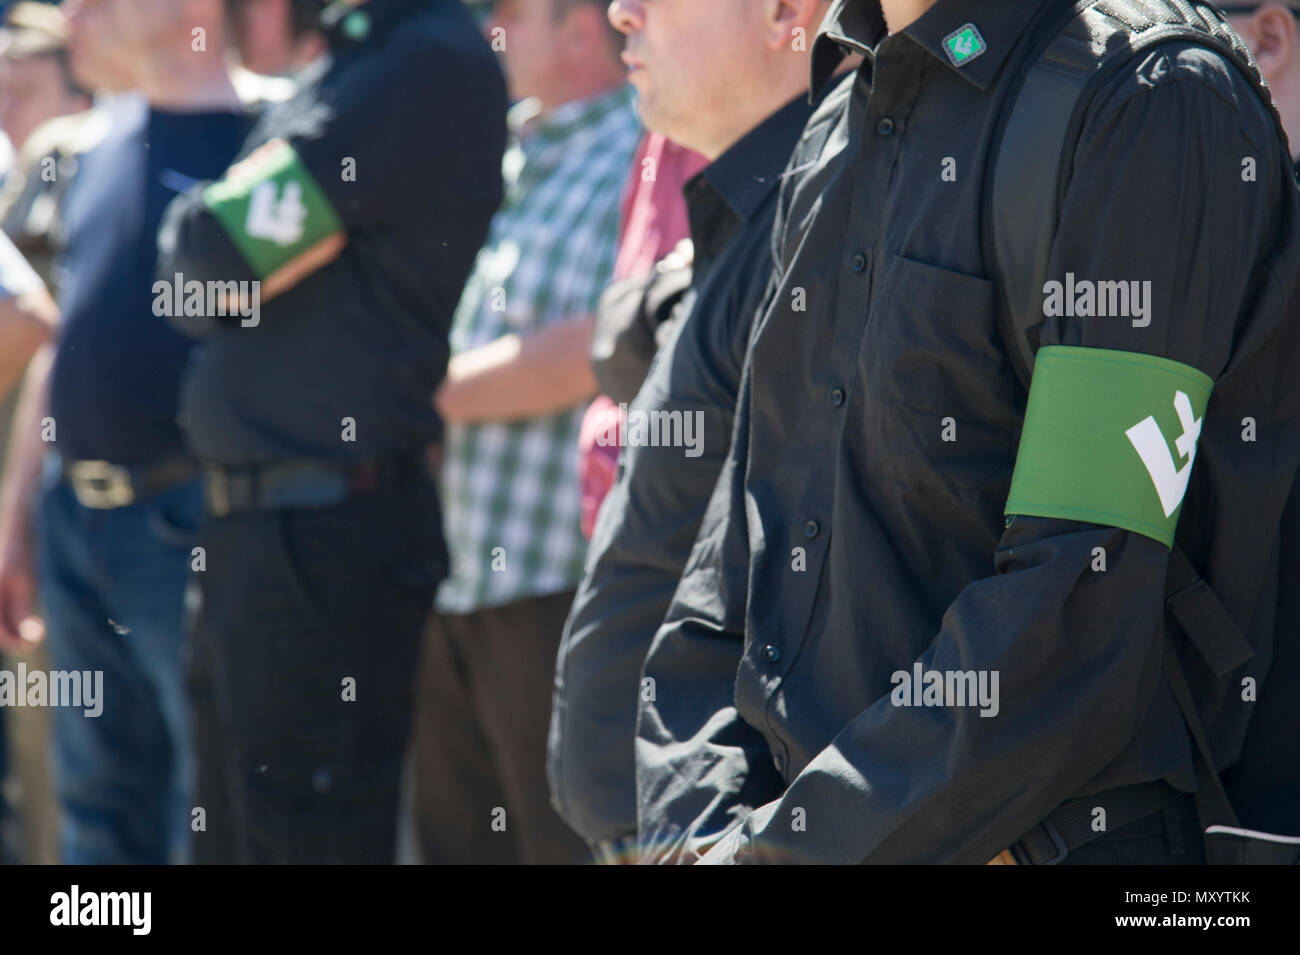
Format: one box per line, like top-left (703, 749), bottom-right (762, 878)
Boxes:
top-left (612, 133), bottom-right (709, 281)
top-left (578, 394), bottom-right (622, 539)
top-left (580, 133), bottom-right (706, 539)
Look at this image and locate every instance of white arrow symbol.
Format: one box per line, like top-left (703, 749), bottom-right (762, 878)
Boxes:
top-left (1125, 389), bottom-right (1203, 518)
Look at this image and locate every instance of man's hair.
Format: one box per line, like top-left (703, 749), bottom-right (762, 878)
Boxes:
top-left (289, 0), bottom-right (324, 39)
top-left (226, 0), bottom-right (325, 40)
top-left (0, 2), bottom-right (91, 100)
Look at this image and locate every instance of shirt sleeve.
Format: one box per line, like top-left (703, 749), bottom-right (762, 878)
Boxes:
top-left (156, 35), bottom-right (507, 335)
top-left (549, 251), bottom-right (778, 849)
top-left (705, 44), bottom-right (1299, 864)
top-left (630, 357), bottom-right (787, 863)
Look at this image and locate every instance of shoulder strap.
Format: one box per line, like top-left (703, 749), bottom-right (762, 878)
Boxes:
top-left (987, 0), bottom-right (1282, 389)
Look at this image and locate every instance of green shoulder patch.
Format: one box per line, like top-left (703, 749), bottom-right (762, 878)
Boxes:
top-left (1004, 346), bottom-right (1214, 549)
top-left (202, 138), bottom-right (343, 281)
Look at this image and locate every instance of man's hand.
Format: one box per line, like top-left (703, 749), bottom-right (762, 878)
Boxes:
top-left (435, 315), bottom-right (597, 425)
top-left (0, 515), bottom-right (44, 652)
top-left (695, 824), bottom-right (750, 864)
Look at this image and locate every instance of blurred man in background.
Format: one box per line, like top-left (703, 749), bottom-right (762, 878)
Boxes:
top-left (548, 0), bottom-right (837, 865)
top-left (0, 0), bottom-right (249, 864)
top-left (158, 0), bottom-right (507, 864)
top-left (0, 1), bottom-right (94, 282)
top-left (0, 2), bottom-right (90, 160)
top-left (411, 0), bottom-right (639, 864)
top-left (0, 0), bottom-right (93, 866)
top-left (224, 0), bottom-right (324, 76)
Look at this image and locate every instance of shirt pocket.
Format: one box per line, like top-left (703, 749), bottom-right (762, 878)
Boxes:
top-left (855, 253), bottom-right (1020, 493)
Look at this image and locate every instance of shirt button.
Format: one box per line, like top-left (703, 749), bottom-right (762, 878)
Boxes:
top-left (830, 387), bottom-right (845, 407)
top-left (877, 116), bottom-right (895, 136)
top-left (803, 519), bottom-right (820, 539)
top-left (762, 644), bottom-right (781, 663)
top-left (773, 752), bottom-right (786, 773)
top-left (850, 253), bottom-right (867, 272)
top-left (311, 768), bottom-right (333, 793)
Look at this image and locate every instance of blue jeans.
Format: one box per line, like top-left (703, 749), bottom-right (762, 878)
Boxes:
top-left (37, 459), bottom-right (200, 864)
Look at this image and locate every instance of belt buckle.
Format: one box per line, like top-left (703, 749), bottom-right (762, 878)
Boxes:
top-left (204, 465), bottom-right (232, 518)
top-left (68, 460), bottom-right (134, 509)
top-left (1019, 817), bottom-right (1069, 865)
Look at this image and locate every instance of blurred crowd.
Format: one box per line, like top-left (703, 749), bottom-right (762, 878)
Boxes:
top-left (0, 0), bottom-right (710, 865)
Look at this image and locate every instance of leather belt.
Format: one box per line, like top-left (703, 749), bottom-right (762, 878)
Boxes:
top-left (64, 457), bottom-right (196, 510)
top-left (201, 454), bottom-right (416, 518)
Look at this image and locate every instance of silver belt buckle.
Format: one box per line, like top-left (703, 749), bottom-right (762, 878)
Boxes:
top-left (204, 465), bottom-right (232, 518)
top-left (68, 460), bottom-right (135, 509)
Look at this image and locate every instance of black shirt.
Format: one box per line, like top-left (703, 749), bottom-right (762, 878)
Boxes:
top-left (49, 99), bottom-right (248, 465)
top-left (636, 0), bottom-right (1300, 864)
top-left (547, 95), bottom-right (815, 847)
top-left (156, 0), bottom-right (507, 465)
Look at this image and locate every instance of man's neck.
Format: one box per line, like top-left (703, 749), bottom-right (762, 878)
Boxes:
top-left (140, 49), bottom-right (241, 112)
top-left (535, 73), bottom-right (625, 119)
top-left (880, 0), bottom-right (938, 34)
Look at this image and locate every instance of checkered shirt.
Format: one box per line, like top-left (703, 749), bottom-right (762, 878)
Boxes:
top-left (436, 85), bottom-right (641, 613)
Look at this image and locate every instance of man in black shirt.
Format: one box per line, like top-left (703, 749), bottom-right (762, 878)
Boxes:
top-left (156, 0), bottom-right (507, 863)
top-left (547, 0), bottom-right (836, 863)
top-left (636, 0), bottom-right (1300, 864)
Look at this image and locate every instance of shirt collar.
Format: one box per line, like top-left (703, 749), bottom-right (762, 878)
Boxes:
top-left (691, 93), bottom-right (817, 227)
top-left (811, 0), bottom-right (1056, 95)
top-left (811, 0), bottom-right (885, 96)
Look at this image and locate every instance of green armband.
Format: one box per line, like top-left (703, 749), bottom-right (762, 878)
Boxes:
top-left (202, 138), bottom-right (343, 280)
top-left (1004, 346), bottom-right (1213, 549)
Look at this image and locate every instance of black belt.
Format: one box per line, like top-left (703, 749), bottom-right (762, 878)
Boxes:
top-left (1010, 779), bottom-right (1184, 864)
top-left (201, 454), bottom-right (416, 517)
top-left (63, 457), bottom-right (196, 510)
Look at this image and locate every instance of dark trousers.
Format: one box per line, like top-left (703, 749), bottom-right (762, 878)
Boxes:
top-left (413, 589), bottom-right (591, 864)
top-left (187, 463), bottom-right (445, 864)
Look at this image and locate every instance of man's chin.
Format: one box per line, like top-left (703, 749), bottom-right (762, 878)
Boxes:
top-left (634, 98), bottom-right (683, 145)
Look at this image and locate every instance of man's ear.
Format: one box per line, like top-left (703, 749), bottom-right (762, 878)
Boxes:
top-left (766, 0), bottom-right (827, 54)
top-left (1248, 3), bottom-right (1298, 83)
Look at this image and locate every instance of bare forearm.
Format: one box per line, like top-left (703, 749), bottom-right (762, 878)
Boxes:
top-left (0, 342), bottom-right (54, 536)
top-left (0, 291), bottom-right (55, 399)
top-left (435, 315), bottom-right (598, 424)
